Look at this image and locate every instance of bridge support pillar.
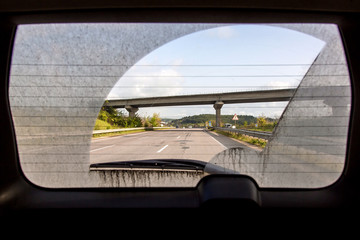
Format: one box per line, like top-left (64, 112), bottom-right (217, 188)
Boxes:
top-left (125, 105), bottom-right (139, 118)
top-left (213, 101), bottom-right (224, 127)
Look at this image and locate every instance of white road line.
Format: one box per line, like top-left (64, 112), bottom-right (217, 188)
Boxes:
top-left (207, 132), bottom-right (227, 150)
top-left (90, 145), bottom-right (114, 152)
top-left (176, 136), bottom-right (181, 139)
top-left (157, 144), bottom-right (169, 153)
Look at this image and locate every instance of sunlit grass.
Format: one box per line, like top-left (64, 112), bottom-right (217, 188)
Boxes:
top-left (214, 129), bottom-right (268, 148)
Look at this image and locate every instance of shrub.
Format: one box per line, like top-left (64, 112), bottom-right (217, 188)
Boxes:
top-left (94, 119), bottom-right (113, 130)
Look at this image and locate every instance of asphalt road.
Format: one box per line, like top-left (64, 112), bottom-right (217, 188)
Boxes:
top-left (90, 128), bottom-right (255, 164)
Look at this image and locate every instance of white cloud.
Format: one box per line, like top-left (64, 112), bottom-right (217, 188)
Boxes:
top-left (108, 68), bottom-right (184, 99)
top-left (266, 80), bottom-right (299, 89)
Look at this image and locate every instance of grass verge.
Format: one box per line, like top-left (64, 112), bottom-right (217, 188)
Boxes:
top-left (92, 129), bottom-right (151, 138)
top-left (214, 129), bottom-right (267, 148)
top-left (92, 127), bottom-right (174, 138)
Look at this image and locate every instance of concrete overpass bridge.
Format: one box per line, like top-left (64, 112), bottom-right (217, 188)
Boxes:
top-left (104, 88), bottom-right (296, 127)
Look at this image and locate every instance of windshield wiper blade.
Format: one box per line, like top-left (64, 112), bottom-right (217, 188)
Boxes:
top-left (90, 159), bottom-right (206, 172)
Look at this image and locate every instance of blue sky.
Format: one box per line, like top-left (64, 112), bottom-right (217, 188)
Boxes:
top-left (108, 24), bottom-right (325, 119)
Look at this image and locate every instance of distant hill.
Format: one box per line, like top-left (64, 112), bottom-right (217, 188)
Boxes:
top-left (161, 118), bottom-right (176, 123)
top-left (169, 114), bottom-right (260, 127)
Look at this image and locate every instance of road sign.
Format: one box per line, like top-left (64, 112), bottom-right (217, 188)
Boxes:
top-left (209, 121), bottom-right (212, 127)
top-left (232, 114), bottom-right (238, 121)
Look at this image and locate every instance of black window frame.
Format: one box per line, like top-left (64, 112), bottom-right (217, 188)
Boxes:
top-left (0, 2), bottom-right (360, 210)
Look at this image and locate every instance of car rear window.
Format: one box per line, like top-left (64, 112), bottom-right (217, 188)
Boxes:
top-left (9, 23), bottom-right (351, 188)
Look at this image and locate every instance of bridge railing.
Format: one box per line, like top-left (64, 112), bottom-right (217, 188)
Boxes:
top-left (214, 127), bottom-right (272, 140)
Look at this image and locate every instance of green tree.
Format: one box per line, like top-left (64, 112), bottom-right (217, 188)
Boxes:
top-left (243, 121), bottom-right (248, 127)
top-left (98, 108), bottom-right (109, 122)
top-left (142, 116), bottom-right (150, 127)
top-left (256, 115), bottom-right (267, 127)
top-left (127, 115), bottom-right (143, 127)
top-left (149, 113), bottom-right (161, 127)
top-left (96, 105), bottom-right (145, 128)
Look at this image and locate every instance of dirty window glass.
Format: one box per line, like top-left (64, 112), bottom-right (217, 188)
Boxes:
top-left (9, 23), bottom-right (351, 188)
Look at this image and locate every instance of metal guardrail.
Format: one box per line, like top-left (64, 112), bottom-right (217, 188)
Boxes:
top-left (93, 126), bottom-right (272, 140)
top-left (214, 127), bottom-right (272, 140)
top-left (93, 127), bottom-right (171, 135)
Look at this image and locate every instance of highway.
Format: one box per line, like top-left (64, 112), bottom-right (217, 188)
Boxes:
top-left (90, 128), bottom-right (257, 165)
top-left (89, 128), bottom-right (345, 188)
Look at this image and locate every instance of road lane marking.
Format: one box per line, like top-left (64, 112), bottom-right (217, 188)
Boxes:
top-left (157, 144), bottom-right (169, 153)
top-left (207, 132), bottom-right (227, 150)
top-left (90, 145), bottom-right (114, 152)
